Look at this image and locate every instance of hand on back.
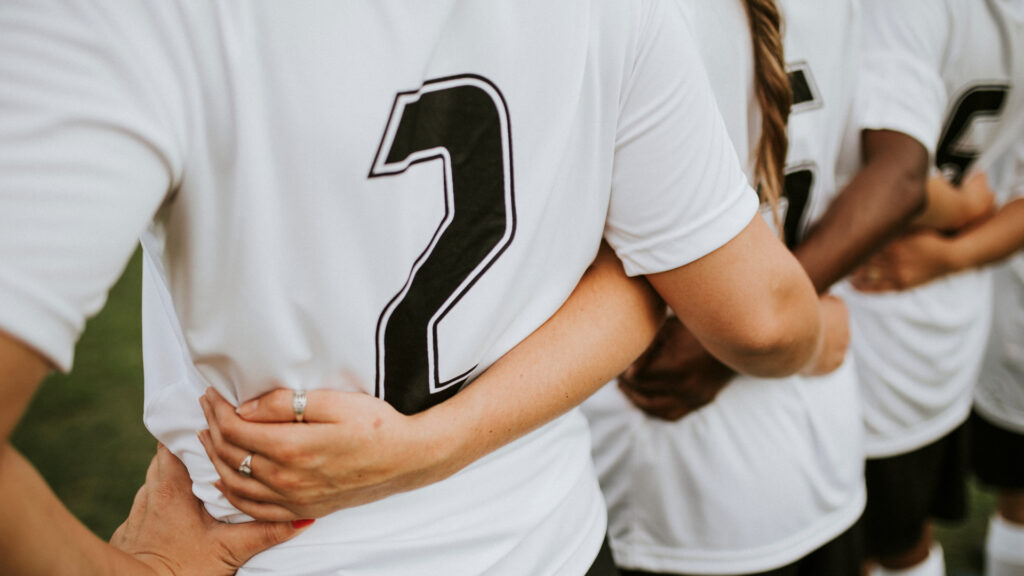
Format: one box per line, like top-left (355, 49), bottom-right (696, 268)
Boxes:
top-left (110, 444), bottom-right (307, 576)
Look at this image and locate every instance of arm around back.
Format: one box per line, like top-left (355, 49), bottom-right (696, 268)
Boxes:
top-left (647, 214), bottom-right (823, 379)
top-left (794, 130), bottom-right (929, 293)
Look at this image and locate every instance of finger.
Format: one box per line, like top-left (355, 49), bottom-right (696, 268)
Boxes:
top-left (152, 442), bottom-right (195, 498)
top-left (198, 429), bottom-right (291, 505)
top-left (211, 518), bottom-right (312, 567)
top-left (618, 384), bottom-right (687, 420)
top-left (202, 390), bottom-right (304, 458)
top-left (851, 275), bottom-right (897, 293)
top-left (198, 429), bottom-right (289, 500)
top-left (619, 374), bottom-right (679, 397)
top-left (214, 485), bottom-right (303, 523)
top-left (234, 388), bottom-right (345, 424)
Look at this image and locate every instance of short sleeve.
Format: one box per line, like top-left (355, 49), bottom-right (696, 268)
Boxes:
top-left (857, 0), bottom-right (951, 157)
top-left (0, 1), bottom-right (182, 370)
top-left (604, 0), bottom-right (758, 277)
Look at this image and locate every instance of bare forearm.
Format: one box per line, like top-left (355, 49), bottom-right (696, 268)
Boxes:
top-left (946, 198), bottom-right (1024, 271)
top-left (418, 245), bottom-right (662, 476)
top-left (794, 130), bottom-right (928, 293)
top-left (913, 174), bottom-right (995, 231)
top-left (0, 333), bottom-right (141, 576)
top-left (649, 216), bottom-right (822, 378)
top-left (0, 444), bottom-right (143, 576)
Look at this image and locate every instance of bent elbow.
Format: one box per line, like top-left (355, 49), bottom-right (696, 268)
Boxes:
top-left (734, 310), bottom-right (822, 378)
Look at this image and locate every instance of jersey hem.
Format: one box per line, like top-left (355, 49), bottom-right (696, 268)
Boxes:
top-left (610, 488), bottom-right (866, 575)
top-left (863, 397), bottom-right (973, 459)
top-left (973, 400), bottom-right (1024, 436)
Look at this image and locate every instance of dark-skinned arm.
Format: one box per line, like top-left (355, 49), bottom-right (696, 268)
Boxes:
top-left (794, 129), bottom-right (929, 293)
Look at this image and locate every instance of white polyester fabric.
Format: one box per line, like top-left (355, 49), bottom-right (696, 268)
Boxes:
top-left (582, 1), bottom-right (865, 573)
top-left (835, 0), bottom-right (1024, 458)
top-left (975, 140), bottom-right (1024, 434)
top-left (0, 2), bottom-right (758, 575)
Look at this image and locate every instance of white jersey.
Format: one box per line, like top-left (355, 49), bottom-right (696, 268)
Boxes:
top-left (834, 0), bottom-right (1024, 458)
top-left (975, 139), bottom-right (1024, 434)
top-left (582, 1), bottom-right (865, 573)
top-left (0, 2), bottom-right (759, 575)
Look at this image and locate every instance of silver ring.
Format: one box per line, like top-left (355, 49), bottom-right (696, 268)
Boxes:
top-left (238, 453), bottom-right (253, 478)
top-left (293, 389), bottom-right (307, 423)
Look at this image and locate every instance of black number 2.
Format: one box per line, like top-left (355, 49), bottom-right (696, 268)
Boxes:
top-left (368, 75), bottom-right (516, 415)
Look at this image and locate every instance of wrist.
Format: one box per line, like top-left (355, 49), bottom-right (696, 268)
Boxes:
top-left (941, 234), bottom-right (972, 274)
top-left (401, 405), bottom-right (468, 488)
top-left (102, 548), bottom-right (165, 576)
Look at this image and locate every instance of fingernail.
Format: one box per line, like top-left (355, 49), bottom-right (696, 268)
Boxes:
top-left (291, 519), bottom-right (315, 529)
top-left (237, 398), bottom-right (259, 417)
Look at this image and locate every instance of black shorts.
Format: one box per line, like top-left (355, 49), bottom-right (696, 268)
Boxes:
top-left (861, 422), bottom-right (969, 558)
top-left (971, 409), bottom-right (1024, 490)
top-left (616, 516), bottom-right (863, 576)
top-left (586, 537), bottom-right (621, 576)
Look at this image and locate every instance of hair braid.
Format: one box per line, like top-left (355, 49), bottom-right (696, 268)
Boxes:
top-left (743, 0), bottom-right (791, 236)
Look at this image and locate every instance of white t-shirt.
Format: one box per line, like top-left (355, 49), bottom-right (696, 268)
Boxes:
top-left (835, 0), bottom-right (1024, 458)
top-left (582, 1), bottom-right (865, 573)
top-left (0, 2), bottom-right (758, 575)
top-left (975, 139), bottom-right (1024, 434)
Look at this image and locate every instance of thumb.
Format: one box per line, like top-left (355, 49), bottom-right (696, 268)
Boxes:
top-left (214, 519), bottom-right (314, 567)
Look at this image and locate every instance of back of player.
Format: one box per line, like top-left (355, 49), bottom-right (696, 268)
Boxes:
top-left (973, 138), bottom-right (1024, 576)
top-left (833, 0), bottom-right (1024, 572)
top-left (582, 1), bottom-right (865, 574)
top-left (69, 1), bottom-right (760, 574)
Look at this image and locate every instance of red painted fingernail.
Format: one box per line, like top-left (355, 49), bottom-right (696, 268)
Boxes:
top-left (291, 519), bottom-right (315, 529)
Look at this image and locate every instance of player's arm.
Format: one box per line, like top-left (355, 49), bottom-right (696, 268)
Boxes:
top-left (853, 196), bottom-right (1024, 292)
top-left (944, 196), bottom-right (1024, 267)
top-left (792, 129), bottom-right (929, 293)
top-left (198, 241), bottom-right (666, 520)
top-left (912, 173), bottom-right (996, 232)
top-left (200, 213), bottom-right (822, 522)
top-left (0, 333), bottom-right (308, 576)
top-left (648, 214), bottom-right (823, 377)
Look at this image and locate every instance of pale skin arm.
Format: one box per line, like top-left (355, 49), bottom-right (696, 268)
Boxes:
top-left (853, 196), bottom-right (1024, 292)
top-left (199, 241), bottom-right (666, 519)
top-left (911, 172), bottom-right (996, 232)
top-left (201, 215), bottom-right (823, 521)
top-left (0, 333), bottom-right (308, 576)
top-left (621, 129), bottom-right (928, 420)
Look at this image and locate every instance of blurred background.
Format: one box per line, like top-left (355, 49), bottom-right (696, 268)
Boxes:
top-left (11, 248), bottom-right (997, 574)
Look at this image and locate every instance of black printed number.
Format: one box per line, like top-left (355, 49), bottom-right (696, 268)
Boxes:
top-left (368, 76), bottom-right (516, 415)
top-left (782, 166), bottom-right (814, 249)
top-left (936, 85), bottom-right (1009, 185)
top-left (781, 62), bottom-right (822, 248)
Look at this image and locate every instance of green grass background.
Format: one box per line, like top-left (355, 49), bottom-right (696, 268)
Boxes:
top-left (11, 249), bottom-right (996, 571)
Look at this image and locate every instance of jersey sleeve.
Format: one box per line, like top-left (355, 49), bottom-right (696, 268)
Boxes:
top-left (603, 0), bottom-right (758, 277)
top-left (0, 1), bottom-right (183, 371)
top-left (857, 0), bottom-right (951, 156)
